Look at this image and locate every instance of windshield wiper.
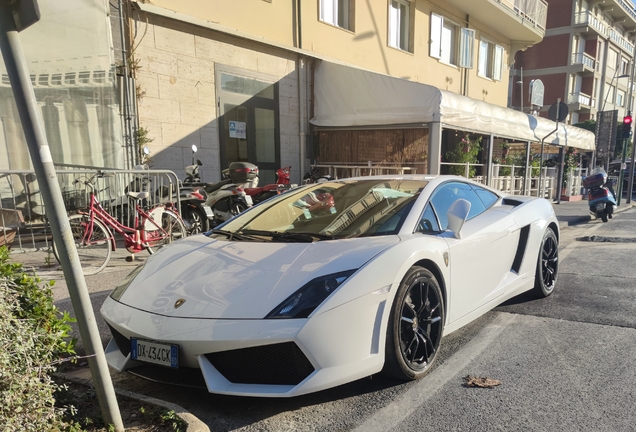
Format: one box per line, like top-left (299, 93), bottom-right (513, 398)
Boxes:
top-left (209, 229), bottom-right (257, 241)
top-left (240, 229), bottom-right (335, 242)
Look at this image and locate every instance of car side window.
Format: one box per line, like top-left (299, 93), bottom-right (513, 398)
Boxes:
top-left (429, 182), bottom-right (486, 230)
top-left (471, 185), bottom-right (499, 208)
top-left (416, 203), bottom-right (441, 234)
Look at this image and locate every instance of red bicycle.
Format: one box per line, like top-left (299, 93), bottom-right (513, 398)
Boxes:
top-left (53, 171), bottom-right (186, 275)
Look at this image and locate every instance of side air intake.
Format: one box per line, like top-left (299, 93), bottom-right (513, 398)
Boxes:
top-left (511, 225), bottom-right (531, 273)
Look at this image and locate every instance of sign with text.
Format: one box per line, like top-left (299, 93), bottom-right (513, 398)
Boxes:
top-left (596, 110), bottom-right (617, 161)
top-left (229, 121), bottom-right (246, 139)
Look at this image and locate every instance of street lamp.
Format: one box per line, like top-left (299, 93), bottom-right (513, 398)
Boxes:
top-left (600, 73), bottom-right (629, 113)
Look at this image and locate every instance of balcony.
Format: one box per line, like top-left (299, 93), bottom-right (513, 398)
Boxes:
top-left (608, 28), bottom-right (635, 55)
top-left (574, 11), bottom-right (607, 37)
top-left (571, 52), bottom-right (596, 74)
top-left (443, 0), bottom-right (547, 47)
top-left (568, 92), bottom-right (595, 112)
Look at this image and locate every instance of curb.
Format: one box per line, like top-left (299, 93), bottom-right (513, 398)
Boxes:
top-left (558, 203), bottom-right (635, 229)
top-left (56, 370), bottom-right (210, 432)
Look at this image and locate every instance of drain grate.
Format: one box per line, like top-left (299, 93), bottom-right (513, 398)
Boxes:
top-left (576, 236), bottom-right (636, 243)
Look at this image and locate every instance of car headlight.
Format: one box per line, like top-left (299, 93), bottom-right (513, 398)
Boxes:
top-left (266, 270), bottom-right (356, 319)
top-left (109, 265), bottom-right (144, 301)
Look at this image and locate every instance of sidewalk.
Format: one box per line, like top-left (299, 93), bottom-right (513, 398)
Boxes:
top-left (552, 197), bottom-right (635, 229)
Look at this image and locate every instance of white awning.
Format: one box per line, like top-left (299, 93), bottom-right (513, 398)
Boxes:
top-left (310, 61), bottom-right (594, 151)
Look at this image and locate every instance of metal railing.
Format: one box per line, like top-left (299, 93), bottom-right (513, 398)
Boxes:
top-left (616, 0), bottom-right (636, 25)
top-left (312, 163), bottom-right (417, 179)
top-left (568, 91), bottom-right (594, 107)
top-left (608, 28), bottom-right (635, 55)
top-left (574, 11), bottom-right (607, 35)
top-left (0, 168), bottom-right (180, 253)
top-left (571, 52), bottom-right (596, 70)
top-left (499, 0), bottom-right (548, 30)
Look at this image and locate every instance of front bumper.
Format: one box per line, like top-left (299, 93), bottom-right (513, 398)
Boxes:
top-left (100, 291), bottom-right (389, 397)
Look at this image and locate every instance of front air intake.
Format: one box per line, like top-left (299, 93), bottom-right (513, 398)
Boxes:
top-left (205, 342), bottom-right (314, 385)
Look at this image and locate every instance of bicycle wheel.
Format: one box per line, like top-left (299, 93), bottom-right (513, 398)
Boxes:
top-left (145, 208), bottom-right (187, 254)
top-left (53, 214), bottom-right (112, 275)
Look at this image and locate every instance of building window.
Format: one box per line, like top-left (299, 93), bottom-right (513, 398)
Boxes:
top-left (430, 13), bottom-right (474, 67)
top-left (621, 57), bottom-right (630, 76)
top-left (388, 0), bottom-right (411, 52)
top-left (320, 0), bottom-right (353, 31)
top-left (617, 90), bottom-right (625, 107)
top-left (607, 48), bottom-right (618, 70)
top-left (478, 39), bottom-right (504, 80)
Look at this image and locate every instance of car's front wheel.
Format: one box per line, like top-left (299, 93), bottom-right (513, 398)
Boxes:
top-left (533, 228), bottom-right (559, 297)
top-left (383, 266), bottom-right (444, 380)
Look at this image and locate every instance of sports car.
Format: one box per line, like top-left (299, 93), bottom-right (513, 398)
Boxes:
top-left (101, 175), bottom-right (559, 397)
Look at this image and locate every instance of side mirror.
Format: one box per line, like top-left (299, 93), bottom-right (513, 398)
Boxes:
top-left (197, 159), bottom-right (203, 166)
top-left (143, 146), bottom-right (150, 155)
top-left (446, 199), bottom-right (471, 239)
top-left (191, 144), bottom-right (198, 153)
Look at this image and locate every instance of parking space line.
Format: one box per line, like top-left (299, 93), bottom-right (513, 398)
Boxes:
top-left (354, 312), bottom-right (518, 432)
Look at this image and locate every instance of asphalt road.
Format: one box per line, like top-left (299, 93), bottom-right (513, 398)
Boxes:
top-left (51, 208), bottom-right (636, 431)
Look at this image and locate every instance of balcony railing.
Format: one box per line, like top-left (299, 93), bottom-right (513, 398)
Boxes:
top-left (571, 52), bottom-right (596, 70)
top-left (498, 0), bottom-right (548, 30)
top-left (574, 11), bottom-right (607, 35)
top-left (569, 92), bottom-right (594, 107)
top-left (616, 0), bottom-right (636, 24)
top-left (608, 28), bottom-right (635, 55)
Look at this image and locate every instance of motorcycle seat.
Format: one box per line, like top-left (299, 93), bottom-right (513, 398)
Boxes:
top-left (127, 191), bottom-right (150, 200)
top-left (204, 178), bottom-right (233, 194)
top-left (245, 184), bottom-right (280, 195)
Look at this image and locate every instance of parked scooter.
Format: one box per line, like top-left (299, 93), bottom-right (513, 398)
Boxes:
top-left (183, 146), bottom-right (253, 227)
top-left (303, 166), bottom-right (334, 184)
top-left (244, 166), bottom-right (293, 204)
top-left (584, 167), bottom-right (617, 223)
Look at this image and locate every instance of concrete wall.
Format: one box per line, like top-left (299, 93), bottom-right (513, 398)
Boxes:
top-left (132, 13), bottom-right (302, 183)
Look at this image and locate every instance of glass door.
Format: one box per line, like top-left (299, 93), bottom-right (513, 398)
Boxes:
top-left (217, 70), bottom-right (280, 185)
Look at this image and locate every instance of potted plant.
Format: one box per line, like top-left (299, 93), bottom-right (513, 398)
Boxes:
top-left (445, 134), bottom-right (482, 177)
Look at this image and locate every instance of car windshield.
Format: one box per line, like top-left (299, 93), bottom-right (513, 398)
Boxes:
top-left (209, 179), bottom-right (427, 242)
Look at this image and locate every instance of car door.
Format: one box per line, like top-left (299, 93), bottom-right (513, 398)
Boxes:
top-left (429, 181), bottom-right (517, 323)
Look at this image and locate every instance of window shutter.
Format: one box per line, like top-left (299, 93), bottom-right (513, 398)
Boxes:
top-left (430, 13), bottom-right (442, 59)
top-left (494, 45), bottom-right (504, 80)
top-left (459, 28), bottom-right (475, 68)
top-left (478, 40), bottom-right (488, 76)
top-left (389, 1), bottom-right (399, 48)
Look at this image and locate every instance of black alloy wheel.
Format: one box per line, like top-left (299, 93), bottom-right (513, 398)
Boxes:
top-left (534, 228), bottom-right (559, 297)
top-left (383, 266), bottom-right (444, 380)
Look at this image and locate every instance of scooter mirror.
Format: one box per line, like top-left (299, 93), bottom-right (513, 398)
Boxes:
top-left (197, 159), bottom-right (203, 166)
top-left (143, 146), bottom-right (150, 155)
top-left (191, 144), bottom-right (198, 153)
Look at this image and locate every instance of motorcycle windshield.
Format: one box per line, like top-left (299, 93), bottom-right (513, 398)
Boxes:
top-left (208, 179), bottom-right (427, 241)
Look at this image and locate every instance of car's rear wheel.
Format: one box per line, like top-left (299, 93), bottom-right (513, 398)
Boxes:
top-left (533, 228), bottom-right (559, 297)
top-left (383, 266), bottom-right (444, 380)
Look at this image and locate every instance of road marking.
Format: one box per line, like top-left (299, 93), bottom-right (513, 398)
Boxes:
top-left (354, 312), bottom-right (518, 432)
top-left (559, 222), bottom-right (604, 262)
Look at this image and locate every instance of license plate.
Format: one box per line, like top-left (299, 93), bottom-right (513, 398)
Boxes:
top-left (131, 338), bottom-right (178, 368)
top-left (203, 205), bottom-right (214, 217)
top-left (244, 195), bottom-right (253, 206)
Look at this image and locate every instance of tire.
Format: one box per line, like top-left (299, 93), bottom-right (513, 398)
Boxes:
top-left (53, 214), bottom-right (112, 275)
top-left (383, 266), bottom-right (444, 380)
top-left (184, 206), bottom-right (209, 235)
top-left (601, 213), bottom-right (608, 223)
top-left (231, 201), bottom-right (247, 217)
top-left (145, 208), bottom-right (187, 254)
top-left (533, 228), bottom-right (559, 297)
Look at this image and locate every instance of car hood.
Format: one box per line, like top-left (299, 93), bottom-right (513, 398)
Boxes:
top-left (116, 234), bottom-right (398, 319)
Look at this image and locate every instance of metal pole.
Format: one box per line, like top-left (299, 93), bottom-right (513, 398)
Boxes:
top-left (0, 9), bottom-right (124, 431)
top-left (617, 137), bottom-right (628, 206)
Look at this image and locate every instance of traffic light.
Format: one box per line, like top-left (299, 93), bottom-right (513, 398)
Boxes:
top-left (623, 114), bottom-right (633, 139)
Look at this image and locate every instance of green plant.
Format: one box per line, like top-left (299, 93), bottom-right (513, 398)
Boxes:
top-left (0, 245), bottom-right (77, 431)
top-left (446, 134), bottom-right (482, 177)
top-left (136, 126), bottom-right (154, 163)
top-left (160, 409), bottom-right (187, 431)
top-left (562, 147), bottom-right (579, 187)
